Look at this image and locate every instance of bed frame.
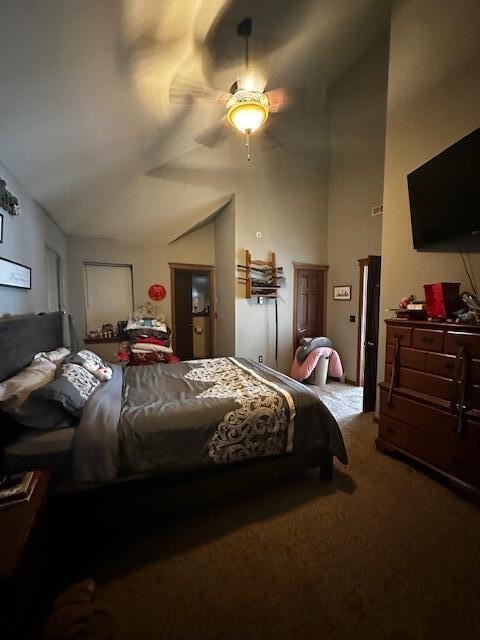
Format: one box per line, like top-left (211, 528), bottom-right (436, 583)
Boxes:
top-left (0, 312), bottom-right (334, 510)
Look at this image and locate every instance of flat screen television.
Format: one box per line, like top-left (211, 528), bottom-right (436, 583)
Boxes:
top-left (407, 127), bottom-right (480, 252)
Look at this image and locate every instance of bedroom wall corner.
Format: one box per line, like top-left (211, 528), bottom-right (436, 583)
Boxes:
top-left (234, 144), bottom-right (330, 373)
top-left (378, 0), bottom-right (480, 390)
top-left (214, 199), bottom-right (236, 356)
top-left (325, 33), bottom-right (389, 383)
top-left (67, 223), bottom-right (215, 343)
top-left (0, 160), bottom-right (68, 317)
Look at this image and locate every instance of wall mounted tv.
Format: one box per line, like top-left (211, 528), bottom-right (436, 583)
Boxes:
top-left (408, 127), bottom-right (480, 252)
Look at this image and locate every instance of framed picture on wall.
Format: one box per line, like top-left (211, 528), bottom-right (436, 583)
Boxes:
top-left (333, 285), bottom-right (351, 301)
top-left (0, 257), bottom-right (31, 289)
top-left (0, 212), bottom-right (3, 243)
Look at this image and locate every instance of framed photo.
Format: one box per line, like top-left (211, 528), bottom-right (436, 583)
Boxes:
top-left (333, 285), bottom-right (351, 301)
top-left (0, 257), bottom-right (31, 289)
top-left (0, 212), bottom-right (3, 243)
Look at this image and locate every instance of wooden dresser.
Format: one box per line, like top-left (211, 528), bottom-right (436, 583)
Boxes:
top-left (377, 319), bottom-right (480, 497)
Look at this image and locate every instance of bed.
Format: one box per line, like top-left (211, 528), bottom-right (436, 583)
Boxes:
top-left (0, 312), bottom-right (347, 494)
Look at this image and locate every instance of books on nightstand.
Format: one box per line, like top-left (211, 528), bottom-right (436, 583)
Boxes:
top-left (0, 471), bottom-right (38, 509)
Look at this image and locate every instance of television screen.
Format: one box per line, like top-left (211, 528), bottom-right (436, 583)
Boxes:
top-left (407, 127), bottom-right (480, 252)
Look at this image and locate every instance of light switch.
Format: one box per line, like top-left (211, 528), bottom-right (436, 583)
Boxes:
top-left (350, 315), bottom-right (356, 323)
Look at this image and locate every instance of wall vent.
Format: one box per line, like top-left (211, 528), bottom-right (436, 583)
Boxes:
top-left (371, 204), bottom-right (383, 217)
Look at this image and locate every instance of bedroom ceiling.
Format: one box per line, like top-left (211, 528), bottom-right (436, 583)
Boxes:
top-left (0, 0), bottom-right (390, 243)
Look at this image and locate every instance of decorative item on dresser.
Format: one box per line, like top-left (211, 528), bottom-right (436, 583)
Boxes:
top-left (377, 319), bottom-right (480, 500)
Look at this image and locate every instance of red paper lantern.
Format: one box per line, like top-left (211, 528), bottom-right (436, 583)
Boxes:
top-left (148, 284), bottom-right (166, 301)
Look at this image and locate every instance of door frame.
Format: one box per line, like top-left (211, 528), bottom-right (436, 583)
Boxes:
top-left (169, 262), bottom-right (216, 357)
top-left (292, 262), bottom-right (329, 357)
top-left (356, 258), bottom-right (369, 386)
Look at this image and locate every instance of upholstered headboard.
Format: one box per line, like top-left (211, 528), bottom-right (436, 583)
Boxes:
top-left (0, 312), bottom-right (63, 382)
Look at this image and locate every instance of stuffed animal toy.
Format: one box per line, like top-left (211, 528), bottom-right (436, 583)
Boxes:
top-left (82, 360), bottom-right (113, 382)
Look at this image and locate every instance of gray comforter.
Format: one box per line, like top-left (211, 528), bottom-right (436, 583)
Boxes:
top-left (73, 357), bottom-right (347, 483)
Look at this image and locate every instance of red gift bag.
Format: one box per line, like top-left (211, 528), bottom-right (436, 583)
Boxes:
top-left (423, 282), bottom-right (460, 319)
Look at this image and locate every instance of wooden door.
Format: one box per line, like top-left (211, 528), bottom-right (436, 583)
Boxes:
top-left (173, 269), bottom-right (193, 360)
top-left (363, 255), bottom-right (381, 412)
top-left (293, 264), bottom-right (327, 351)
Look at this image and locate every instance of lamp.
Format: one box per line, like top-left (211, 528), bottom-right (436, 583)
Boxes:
top-left (227, 89), bottom-right (269, 134)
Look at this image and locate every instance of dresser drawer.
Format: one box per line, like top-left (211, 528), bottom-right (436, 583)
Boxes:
top-left (426, 352), bottom-right (456, 378)
top-left (386, 345), bottom-right (427, 370)
top-left (386, 325), bottom-right (412, 347)
top-left (412, 328), bottom-right (444, 352)
top-left (379, 416), bottom-right (480, 487)
top-left (445, 331), bottom-right (480, 357)
top-left (385, 365), bottom-right (454, 402)
top-left (380, 390), bottom-right (480, 452)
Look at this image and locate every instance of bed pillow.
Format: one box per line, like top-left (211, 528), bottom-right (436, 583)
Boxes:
top-left (34, 347), bottom-right (71, 366)
top-left (0, 357), bottom-right (56, 409)
top-left (67, 350), bottom-right (112, 380)
top-left (66, 349), bottom-right (104, 368)
top-left (5, 395), bottom-right (75, 430)
top-left (34, 362), bottom-right (100, 418)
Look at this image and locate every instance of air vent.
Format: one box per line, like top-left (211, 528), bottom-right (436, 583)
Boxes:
top-left (371, 204), bottom-right (383, 217)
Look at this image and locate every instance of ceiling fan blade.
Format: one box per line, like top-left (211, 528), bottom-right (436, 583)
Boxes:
top-left (195, 117), bottom-right (231, 148)
top-left (265, 88), bottom-right (291, 113)
top-left (169, 76), bottom-right (231, 106)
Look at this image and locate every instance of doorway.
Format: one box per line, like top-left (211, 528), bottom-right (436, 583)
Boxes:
top-left (169, 263), bottom-right (216, 360)
top-left (292, 263), bottom-right (328, 353)
top-left (357, 256), bottom-right (381, 412)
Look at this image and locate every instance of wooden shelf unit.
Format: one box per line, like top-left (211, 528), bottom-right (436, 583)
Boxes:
top-left (237, 250), bottom-right (284, 300)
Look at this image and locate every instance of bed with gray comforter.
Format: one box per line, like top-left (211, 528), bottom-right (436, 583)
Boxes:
top-left (73, 357), bottom-right (347, 484)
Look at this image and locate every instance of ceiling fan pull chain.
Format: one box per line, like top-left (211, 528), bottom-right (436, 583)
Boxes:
top-left (245, 130), bottom-right (251, 161)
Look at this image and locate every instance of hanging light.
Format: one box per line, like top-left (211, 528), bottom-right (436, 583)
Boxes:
top-left (227, 89), bottom-right (269, 160)
top-left (227, 89), bottom-right (269, 133)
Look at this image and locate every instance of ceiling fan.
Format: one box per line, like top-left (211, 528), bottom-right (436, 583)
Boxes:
top-left (170, 17), bottom-right (290, 160)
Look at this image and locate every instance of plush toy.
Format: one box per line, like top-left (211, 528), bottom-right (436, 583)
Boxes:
top-left (399, 294), bottom-right (416, 309)
top-left (82, 360), bottom-right (113, 382)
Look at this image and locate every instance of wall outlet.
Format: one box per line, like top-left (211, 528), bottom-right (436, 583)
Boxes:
top-left (258, 355), bottom-right (263, 363)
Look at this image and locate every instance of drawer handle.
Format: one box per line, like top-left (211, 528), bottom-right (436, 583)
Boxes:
top-left (421, 336), bottom-right (434, 345)
top-left (386, 426), bottom-right (396, 435)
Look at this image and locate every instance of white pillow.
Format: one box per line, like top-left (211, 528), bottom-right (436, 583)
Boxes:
top-left (34, 347), bottom-right (71, 366)
top-left (0, 357), bottom-right (56, 409)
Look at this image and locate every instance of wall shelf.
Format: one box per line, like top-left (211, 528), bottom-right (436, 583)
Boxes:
top-left (237, 250), bottom-right (285, 300)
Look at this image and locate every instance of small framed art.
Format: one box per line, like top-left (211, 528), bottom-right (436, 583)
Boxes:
top-left (333, 285), bottom-right (351, 301)
top-left (0, 257), bottom-right (31, 289)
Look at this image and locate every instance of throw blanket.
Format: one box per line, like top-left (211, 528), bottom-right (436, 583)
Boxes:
top-left (290, 347), bottom-right (344, 382)
top-left (73, 357), bottom-right (347, 483)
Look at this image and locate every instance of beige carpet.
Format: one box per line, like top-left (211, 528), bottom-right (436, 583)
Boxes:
top-left (92, 382), bottom-right (480, 640)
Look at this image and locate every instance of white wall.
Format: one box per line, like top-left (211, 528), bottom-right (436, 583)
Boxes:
top-left (0, 160), bottom-right (67, 316)
top-left (67, 223), bottom-right (215, 341)
top-left (326, 34), bottom-right (389, 382)
top-left (234, 137), bottom-right (331, 373)
top-left (378, 0), bottom-right (480, 384)
top-left (214, 200), bottom-right (236, 356)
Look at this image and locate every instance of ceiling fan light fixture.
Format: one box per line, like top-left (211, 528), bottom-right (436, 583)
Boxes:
top-left (226, 89), bottom-right (269, 134)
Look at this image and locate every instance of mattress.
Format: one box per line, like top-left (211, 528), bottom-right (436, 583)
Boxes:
top-left (3, 426), bottom-right (75, 478)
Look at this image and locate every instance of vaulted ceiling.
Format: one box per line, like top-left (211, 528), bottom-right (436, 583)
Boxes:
top-left (0, 0), bottom-right (389, 242)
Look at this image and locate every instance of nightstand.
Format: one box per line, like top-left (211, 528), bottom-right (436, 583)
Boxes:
top-left (0, 470), bottom-right (50, 639)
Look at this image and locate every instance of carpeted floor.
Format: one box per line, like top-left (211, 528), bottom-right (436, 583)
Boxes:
top-left (79, 382), bottom-right (480, 640)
